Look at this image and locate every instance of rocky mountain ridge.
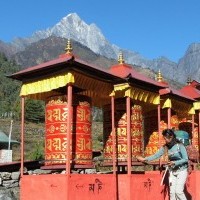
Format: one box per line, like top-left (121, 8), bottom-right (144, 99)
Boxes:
top-left (11, 36), bottom-right (183, 89)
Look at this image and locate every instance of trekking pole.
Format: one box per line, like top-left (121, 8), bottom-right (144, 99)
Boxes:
top-left (8, 120), bottom-right (13, 150)
top-left (160, 165), bottom-right (169, 186)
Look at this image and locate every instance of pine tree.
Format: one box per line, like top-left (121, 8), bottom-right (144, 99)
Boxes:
top-left (25, 99), bottom-right (45, 123)
top-left (0, 53), bottom-right (21, 118)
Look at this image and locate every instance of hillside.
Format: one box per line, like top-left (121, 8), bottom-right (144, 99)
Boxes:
top-left (0, 119), bottom-right (44, 161)
top-left (0, 119), bottom-right (103, 162)
top-left (12, 36), bottom-right (116, 69)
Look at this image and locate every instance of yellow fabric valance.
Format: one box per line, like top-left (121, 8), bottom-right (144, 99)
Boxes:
top-left (109, 91), bottom-right (115, 97)
top-left (114, 83), bottom-right (130, 91)
top-left (188, 107), bottom-right (195, 115)
top-left (193, 101), bottom-right (200, 110)
top-left (162, 98), bottom-right (172, 109)
top-left (113, 83), bottom-right (160, 105)
top-left (20, 72), bottom-right (74, 96)
top-left (152, 96), bottom-right (160, 105)
top-left (124, 88), bottom-right (160, 105)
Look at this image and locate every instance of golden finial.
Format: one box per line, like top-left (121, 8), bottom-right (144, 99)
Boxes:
top-left (65, 39), bottom-right (73, 54)
top-left (118, 52), bottom-right (125, 64)
top-left (157, 69), bottom-right (163, 82)
top-left (187, 77), bottom-right (192, 85)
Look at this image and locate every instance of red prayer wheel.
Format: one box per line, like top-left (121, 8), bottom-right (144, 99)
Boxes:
top-left (103, 98), bottom-right (143, 163)
top-left (45, 95), bottom-right (92, 165)
top-left (144, 120), bottom-right (167, 158)
top-left (192, 127), bottom-right (199, 151)
top-left (144, 112), bottom-right (179, 161)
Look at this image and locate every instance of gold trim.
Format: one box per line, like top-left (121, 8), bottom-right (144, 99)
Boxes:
top-left (118, 52), bottom-right (125, 64)
top-left (156, 69), bottom-right (163, 82)
top-left (65, 39), bottom-right (73, 54)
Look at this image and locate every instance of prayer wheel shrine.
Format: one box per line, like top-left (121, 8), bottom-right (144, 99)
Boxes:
top-left (8, 39), bottom-right (200, 200)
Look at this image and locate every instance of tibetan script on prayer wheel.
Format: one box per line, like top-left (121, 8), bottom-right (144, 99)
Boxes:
top-left (192, 127), bottom-right (199, 151)
top-left (144, 113), bottom-right (179, 162)
top-left (45, 95), bottom-right (92, 165)
top-left (103, 98), bottom-right (143, 163)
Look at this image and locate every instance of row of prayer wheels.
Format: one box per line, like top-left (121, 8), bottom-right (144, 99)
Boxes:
top-left (44, 95), bottom-right (198, 166)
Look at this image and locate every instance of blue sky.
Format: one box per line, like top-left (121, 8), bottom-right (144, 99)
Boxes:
top-left (1, 0), bottom-right (200, 62)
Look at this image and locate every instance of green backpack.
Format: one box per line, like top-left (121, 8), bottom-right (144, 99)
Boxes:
top-left (175, 130), bottom-right (199, 173)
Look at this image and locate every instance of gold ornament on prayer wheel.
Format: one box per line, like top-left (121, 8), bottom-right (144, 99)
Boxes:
top-left (103, 99), bottom-right (143, 163)
top-left (45, 95), bottom-right (92, 165)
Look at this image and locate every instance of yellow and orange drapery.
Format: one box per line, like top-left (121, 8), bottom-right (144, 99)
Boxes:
top-left (20, 71), bottom-right (115, 108)
top-left (112, 83), bottom-right (160, 105)
top-left (20, 72), bottom-right (75, 98)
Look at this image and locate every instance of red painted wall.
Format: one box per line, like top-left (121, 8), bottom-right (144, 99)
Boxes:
top-left (20, 171), bottom-right (199, 200)
top-left (21, 174), bottom-right (67, 200)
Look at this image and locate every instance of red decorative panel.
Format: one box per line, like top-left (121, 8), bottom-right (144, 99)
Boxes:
top-left (103, 99), bottom-right (143, 163)
top-left (45, 95), bottom-right (92, 165)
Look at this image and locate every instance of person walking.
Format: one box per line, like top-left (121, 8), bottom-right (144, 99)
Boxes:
top-left (137, 129), bottom-right (189, 200)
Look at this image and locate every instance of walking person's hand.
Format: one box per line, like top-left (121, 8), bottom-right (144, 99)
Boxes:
top-left (136, 156), bottom-right (146, 162)
top-left (167, 161), bottom-right (175, 167)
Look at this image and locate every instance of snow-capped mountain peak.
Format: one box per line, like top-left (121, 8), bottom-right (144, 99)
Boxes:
top-left (12, 13), bottom-right (118, 58)
top-left (10, 12), bottom-right (195, 84)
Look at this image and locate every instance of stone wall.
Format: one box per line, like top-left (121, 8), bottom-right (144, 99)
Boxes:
top-left (0, 171), bottom-right (20, 200)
